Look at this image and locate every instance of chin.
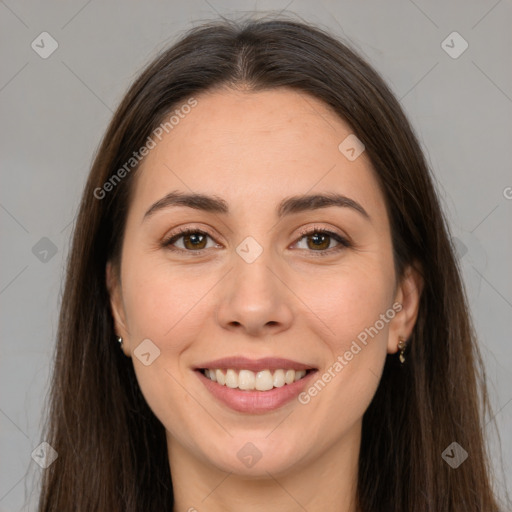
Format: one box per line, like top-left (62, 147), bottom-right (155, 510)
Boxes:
top-left (199, 434), bottom-right (307, 477)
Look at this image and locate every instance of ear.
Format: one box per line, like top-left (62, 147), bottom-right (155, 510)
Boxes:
top-left (106, 261), bottom-right (131, 356)
top-left (387, 262), bottom-right (424, 354)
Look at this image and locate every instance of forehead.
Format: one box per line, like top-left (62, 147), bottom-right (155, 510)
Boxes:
top-left (130, 87), bottom-right (387, 222)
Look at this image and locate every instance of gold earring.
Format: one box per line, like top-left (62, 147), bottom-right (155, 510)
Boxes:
top-left (397, 337), bottom-right (407, 364)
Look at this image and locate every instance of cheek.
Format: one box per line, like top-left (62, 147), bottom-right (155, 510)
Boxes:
top-left (296, 262), bottom-right (393, 412)
top-left (298, 260), bottom-right (395, 349)
top-left (294, 261), bottom-right (394, 422)
top-left (121, 255), bottom-right (214, 342)
top-left (121, 256), bottom-right (211, 436)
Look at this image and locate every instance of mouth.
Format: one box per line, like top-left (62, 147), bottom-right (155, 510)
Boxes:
top-left (198, 367), bottom-right (315, 391)
top-left (194, 356), bottom-right (318, 413)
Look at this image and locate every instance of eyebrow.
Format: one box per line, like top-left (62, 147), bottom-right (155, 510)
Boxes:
top-left (142, 190), bottom-right (370, 223)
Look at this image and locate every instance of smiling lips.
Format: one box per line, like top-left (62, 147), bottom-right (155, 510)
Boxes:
top-left (196, 356), bottom-right (315, 390)
top-left (195, 356), bottom-right (317, 412)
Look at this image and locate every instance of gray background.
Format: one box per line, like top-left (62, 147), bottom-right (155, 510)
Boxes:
top-left (1, 0), bottom-right (511, 510)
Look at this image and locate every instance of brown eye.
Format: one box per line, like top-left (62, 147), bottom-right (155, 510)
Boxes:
top-left (305, 232), bottom-right (331, 250)
top-left (162, 229), bottom-right (216, 252)
top-left (183, 232), bottom-right (207, 250)
top-left (295, 228), bottom-right (351, 255)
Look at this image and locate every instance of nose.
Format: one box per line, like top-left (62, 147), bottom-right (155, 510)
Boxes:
top-left (215, 250), bottom-right (294, 338)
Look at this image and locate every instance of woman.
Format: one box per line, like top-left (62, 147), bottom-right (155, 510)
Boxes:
top-left (38, 16), bottom-right (504, 511)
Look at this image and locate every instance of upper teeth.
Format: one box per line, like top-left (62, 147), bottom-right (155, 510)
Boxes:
top-left (204, 368), bottom-right (308, 391)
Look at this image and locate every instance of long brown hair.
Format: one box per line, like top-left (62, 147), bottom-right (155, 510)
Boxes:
top-left (38, 14), bottom-right (505, 511)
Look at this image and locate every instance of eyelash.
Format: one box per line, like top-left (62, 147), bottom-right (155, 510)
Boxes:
top-left (161, 225), bottom-right (351, 257)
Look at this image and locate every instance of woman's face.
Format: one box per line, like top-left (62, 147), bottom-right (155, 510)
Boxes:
top-left (107, 88), bottom-right (420, 477)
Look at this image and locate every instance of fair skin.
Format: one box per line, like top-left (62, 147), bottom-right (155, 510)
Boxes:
top-left (107, 87), bottom-right (422, 512)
